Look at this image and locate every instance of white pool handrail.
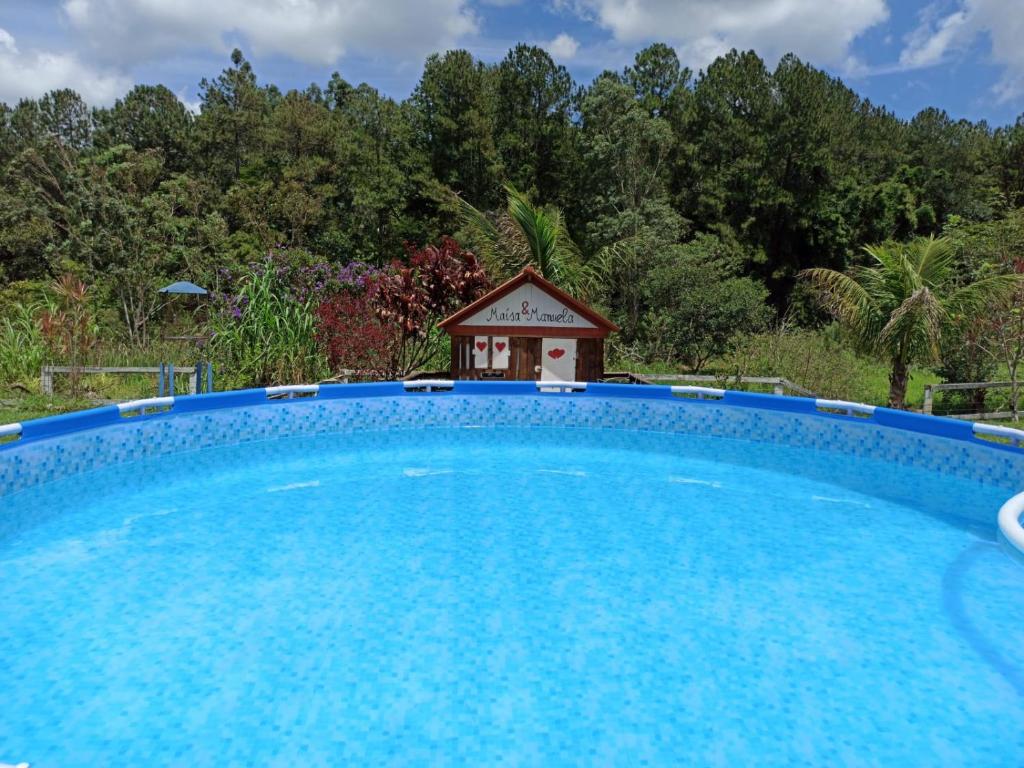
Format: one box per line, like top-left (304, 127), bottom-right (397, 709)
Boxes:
top-left (265, 384), bottom-right (320, 398)
top-left (403, 379), bottom-right (454, 391)
top-left (116, 396), bottom-right (175, 414)
top-left (536, 380), bottom-right (587, 392)
top-left (670, 385), bottom-right (725, 399)
top-left (998, 491), bottom-right (1024, 558)
top-left (973, 421), bottom-right (1024, 448)
top-left (816, 398), bottom-right (876, 417)
top-left (0, 422), bottom-right (22, 438)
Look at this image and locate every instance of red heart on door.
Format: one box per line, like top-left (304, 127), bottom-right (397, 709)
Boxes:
top-left (475, 341), bottom-right (487, 351)
top-left (495, 342), bottom-right (507, 352)
top-left (547, 348), bottom-right (566, 359)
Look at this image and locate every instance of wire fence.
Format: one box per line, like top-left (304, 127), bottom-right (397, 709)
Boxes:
top-left (601, 372), bottom-right (816, 397)
top-left (923, 381), bottom-right (1022, 422)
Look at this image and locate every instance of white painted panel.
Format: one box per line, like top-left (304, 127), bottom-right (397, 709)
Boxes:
top-left (463, 284), bottom-right (595, 329)
top-left (540, 338), bottom-right (576, 381)
top-left (491, 336), bottom-right (510, 369)
top-left (472, 336), bottom-right (489, 368)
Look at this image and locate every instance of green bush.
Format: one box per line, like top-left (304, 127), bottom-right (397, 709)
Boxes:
top-left (0, 302), bottom-right (46, 388)
top-left (714, 327), bottom-right (880, 403)
top-left (644, 235), bottom-right (774, 371)
top-left (209, 267), bottom-right (327, 389)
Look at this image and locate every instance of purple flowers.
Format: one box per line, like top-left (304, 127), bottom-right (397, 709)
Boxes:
top-left (291, 260), bottom-right (382, 303)
top-left (213, 249), bottom-right (385, 323)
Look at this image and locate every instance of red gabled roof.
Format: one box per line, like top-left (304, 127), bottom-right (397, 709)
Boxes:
top-left (439, 266), bottom-right (619, 337)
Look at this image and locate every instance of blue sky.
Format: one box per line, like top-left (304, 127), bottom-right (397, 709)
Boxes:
top-left (1, 0), bottom-right (1022, 125)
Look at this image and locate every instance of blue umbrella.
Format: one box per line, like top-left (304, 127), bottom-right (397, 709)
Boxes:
top-left (158, 280), bottom-right (208, 295)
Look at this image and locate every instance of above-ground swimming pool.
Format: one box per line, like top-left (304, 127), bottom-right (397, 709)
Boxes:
top-left (2, 381), bottom-right (1023, 767)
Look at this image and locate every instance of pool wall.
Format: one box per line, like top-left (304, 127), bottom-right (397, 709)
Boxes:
top-left (4, 380), bottom-right (1024, 561)
top-left (2, 381), bottom-right (1022, 492)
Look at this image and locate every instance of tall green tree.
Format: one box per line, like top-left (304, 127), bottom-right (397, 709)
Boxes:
top-left (906, 108), bottom-right (1002, 225)
top-left (646, 234), bottom-right (773, 371)
top-left (802, 236), bottom-right (1020, 408)
top-left (995, 116), bottom-right (1024, 209)
top-left (494, 44), bottom-right (574, 203)
top-left (37, 89), bottom-right (92, 150)
top-left (624, 43), bottom-right (689, 120)
top-left (194, 49), bottom-right (269, 188)
top-left (410, 50), bottom-right (502, 208)
top-left (93, 85), bottom-right (193, 172)
top-left (332, 84), bottom-right (428, 259)
top-left (578, 73), bottom-right (684, 339)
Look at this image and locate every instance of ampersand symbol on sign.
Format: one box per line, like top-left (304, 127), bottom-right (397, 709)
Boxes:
top-left (522, 301), bottom-right (529, 315)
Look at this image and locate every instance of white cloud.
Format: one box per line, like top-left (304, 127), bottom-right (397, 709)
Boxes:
top-left (545, 33), bottom-right (580, 61)
top-left (175, 88), bottom-right (203, 115)
top-left (901, 0), bottom-right (1024, 102)
top-left (563, 0), bottom-right (889, 72)
top-left (0, 28), bottom-right (15, 54)
top-left (0, 27), bottom-right (132, 105)
top-left (61, 0), bottom-right (479, 67)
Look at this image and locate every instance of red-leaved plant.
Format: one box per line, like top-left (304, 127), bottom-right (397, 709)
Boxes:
top-left (315, 238), bottom-right (489, 379)
top-left (39, 275), bottom-right (96, 397)
top-left (368, 238), bottom-right (490, 376)
top-left (315, 292), bottom-right (400, 379)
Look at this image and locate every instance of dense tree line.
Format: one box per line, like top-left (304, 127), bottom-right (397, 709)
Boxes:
top-left (1, 43), bottom-right (1023, 369)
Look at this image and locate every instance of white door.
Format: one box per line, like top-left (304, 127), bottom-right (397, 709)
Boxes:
top-left (540, 338), bottom-right (577, 381)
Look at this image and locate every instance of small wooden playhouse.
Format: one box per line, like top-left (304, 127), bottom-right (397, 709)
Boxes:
top-left (439, 267), bottom-right (619, 382)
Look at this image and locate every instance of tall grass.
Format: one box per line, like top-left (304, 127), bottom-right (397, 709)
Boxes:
top-left (0, 302), bottom-right (46, 388)
top-left (714, 327), bottom-right (941, 407)
top-left (209, 267), bottom-right (327, 389)
top-left (713, 327), bottom-right (887, 404)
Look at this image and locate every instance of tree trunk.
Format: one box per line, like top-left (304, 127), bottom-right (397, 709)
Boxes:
top-left (888, 358), bottom-right (909, 410)
top-left (1010, 360), bottom-right (1020, 423)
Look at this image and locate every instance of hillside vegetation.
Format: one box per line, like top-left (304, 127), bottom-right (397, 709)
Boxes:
top-left (2, 44), bottom-right (1023, 422)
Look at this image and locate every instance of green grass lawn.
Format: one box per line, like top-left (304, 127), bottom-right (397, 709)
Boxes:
top-left (0, 392), bottom-right (102, 424)
top-left (608, 356), bottom-right (944, 409)
top-left (856, 367), bottom-right (943, 410)
top-left (0, 369), bottom-right (194, 424)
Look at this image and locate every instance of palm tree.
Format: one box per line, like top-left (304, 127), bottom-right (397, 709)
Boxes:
top-left (802, 236), bottom-right (1020, 409)
top-left (456, 185), bottom-right (593, 297)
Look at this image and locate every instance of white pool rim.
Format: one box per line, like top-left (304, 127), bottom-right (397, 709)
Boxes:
top-left (998, 491), bottom-right (1024, 557)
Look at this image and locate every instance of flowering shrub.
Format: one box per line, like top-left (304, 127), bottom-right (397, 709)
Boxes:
top-left (292, 261), bottom-right (381, 303)
top-left (213, 248), bottom-right (381, 315)
top-left (315, 292), bottom-right (399, 378)
top-left (213, 239), bottom-right (488, 382)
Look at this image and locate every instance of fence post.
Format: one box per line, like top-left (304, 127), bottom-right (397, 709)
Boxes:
top-left (923, 385), bottom-right (933, 415)
top-left (41, 365), bottom-right (53, 395)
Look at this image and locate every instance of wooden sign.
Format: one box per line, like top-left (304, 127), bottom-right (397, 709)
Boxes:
top-left (439, 266), bottom-right (618, 339)
top-left (461, 284), bottom-right (596, 330)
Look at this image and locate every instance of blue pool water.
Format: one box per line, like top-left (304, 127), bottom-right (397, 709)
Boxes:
top-left (1, 426), bottom-right (1023, 766)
